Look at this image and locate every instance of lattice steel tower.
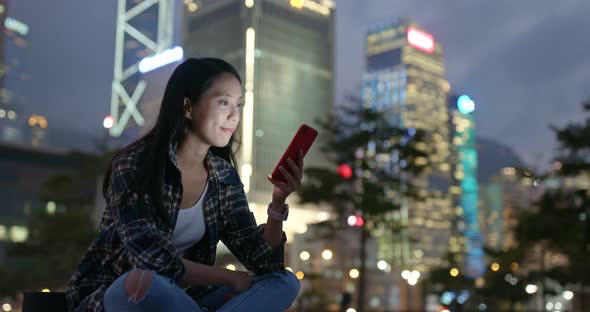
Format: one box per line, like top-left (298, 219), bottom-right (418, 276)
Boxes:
top-left (109, 0), bottom-right (174, 136)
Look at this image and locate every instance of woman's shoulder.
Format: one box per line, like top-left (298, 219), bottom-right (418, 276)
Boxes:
top-left (111, 140), bottom-right (149, 173)
top-left (108, 140), bottom-right (150, 193)
top-left (207, 152), bottom-right (242, 186)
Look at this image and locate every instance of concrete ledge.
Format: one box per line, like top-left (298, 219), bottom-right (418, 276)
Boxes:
top-left (22, 291), bottom-right (67, 312)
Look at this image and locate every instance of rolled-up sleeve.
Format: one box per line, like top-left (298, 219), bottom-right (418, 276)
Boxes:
top-left (107, 164), bottom-right (185, 283)
top-left (220, 184), bottom-right (285, 274)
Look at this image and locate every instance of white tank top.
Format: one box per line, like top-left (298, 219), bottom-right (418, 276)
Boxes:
top-left (171, 181), bottom-right (208, 257)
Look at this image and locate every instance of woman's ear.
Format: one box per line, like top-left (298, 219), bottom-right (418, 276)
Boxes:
top-left (183, 97), bottom-right (192, 120)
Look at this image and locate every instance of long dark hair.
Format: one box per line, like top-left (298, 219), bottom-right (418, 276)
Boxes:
top-left (103, 58), bottom-right (242, 226)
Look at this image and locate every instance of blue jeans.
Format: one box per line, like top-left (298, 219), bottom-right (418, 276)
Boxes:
top-left (103, 269), bottom-right (300, 311)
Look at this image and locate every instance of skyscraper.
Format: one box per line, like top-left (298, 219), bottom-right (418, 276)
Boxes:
top-left (0, 0), bottom-right (5, 91)
top-left (480, 167), bottom-right (534, 250)
top-left (362, 19), bottom-right (453, 272)
top-left (448, 94), bottom-right (484, 278)
top-left (182, 0), bottom-right (335, 238)
top-left (0, 2), bottom-right (29, 144)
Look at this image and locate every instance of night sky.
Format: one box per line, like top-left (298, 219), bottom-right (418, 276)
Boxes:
top-left (9, 0), bottom-right (590, 168)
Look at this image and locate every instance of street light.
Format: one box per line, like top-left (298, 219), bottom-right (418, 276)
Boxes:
top-left (103, 115), bottom-right (114, 129)
top-left (525, 284), bottom-right (538, 294)
top-left (401, 269), bottom-right (420, 285)
top-left (295, 271), bottom-right (305, 280)
top-left (377, 260), bottom-right (388, 271)
top-left (450, 268), bottom-right (459, 277)
top-left (490, 263), bottom-right (500, 272)
top-left (349, 269), bottom-right (360, 279)
top-left (554, 302), bottom-right (563, 310)
top-left (563, 290), bottom-right (574, 300)
top-left (401, 270), bottom-right (411, 280)
top-left (322, 249), bottom-right (333, 260)
top-left (299, 251), bottom-right (310, 261)
top-left (546, 302), bottom-right (553, 310)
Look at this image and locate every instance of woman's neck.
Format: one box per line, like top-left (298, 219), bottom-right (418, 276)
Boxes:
top-left (176, 134), bottom-right (209, 174)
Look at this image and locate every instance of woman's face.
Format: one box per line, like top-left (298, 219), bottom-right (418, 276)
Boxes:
top-left (187, 73), bottom-right (243, 148)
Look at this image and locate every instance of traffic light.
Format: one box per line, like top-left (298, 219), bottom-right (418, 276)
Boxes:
top-left (337, 163), bottom-right (353, 179)
top-left (347, 215), bottom-right (364, 227)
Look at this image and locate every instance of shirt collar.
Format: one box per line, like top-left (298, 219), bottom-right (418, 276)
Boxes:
top-left (168, 141), bottom-right (240, 185)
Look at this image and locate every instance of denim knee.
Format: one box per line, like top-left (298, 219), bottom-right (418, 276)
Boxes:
top-left (123, 270), bottom-right (173, 303)
top-left (280, 271), bottom-right (301, 301)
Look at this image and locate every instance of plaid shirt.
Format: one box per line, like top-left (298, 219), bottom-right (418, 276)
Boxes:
top-left (66, 140), bottom-right (285, 311)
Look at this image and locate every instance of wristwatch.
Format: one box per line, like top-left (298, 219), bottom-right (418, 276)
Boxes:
top-left (267, 203), bottom-right (289, 221)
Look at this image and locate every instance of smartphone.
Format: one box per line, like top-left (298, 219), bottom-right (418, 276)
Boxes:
top-left (271, 124), bottom-right (318, 184)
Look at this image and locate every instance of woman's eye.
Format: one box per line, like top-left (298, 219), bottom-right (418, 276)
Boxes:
top-left (237, 103), bottom-right (244, 108)
top-left (219, 100), bottom-right (229, 105)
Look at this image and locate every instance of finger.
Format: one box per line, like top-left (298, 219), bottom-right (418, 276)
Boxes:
top-left (285, 167), bottom-right (302, 191)
top-left (286, 158), bottom-right (301, 181)
top-left (298, 150), bottom-right (304, 176)
top-left (267, 175), bottom-right (289, 191)
top-left (279, 166), bottom-right (297, 191)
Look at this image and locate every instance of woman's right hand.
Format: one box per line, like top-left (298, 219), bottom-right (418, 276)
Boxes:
top-left (225, 270), bottom-right (252, 293)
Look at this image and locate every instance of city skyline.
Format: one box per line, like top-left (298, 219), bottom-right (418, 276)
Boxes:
top-left (7, 0), bottom-right (590, 169)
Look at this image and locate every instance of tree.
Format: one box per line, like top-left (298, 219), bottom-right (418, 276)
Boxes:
top-left (298, 103), bottom-right (431, 311)
top-left (510, 98), bottom-right (590, 310)
top-left (423, 251), bottom-right (475, 309)
top-left (6, 207), bottom-right (97, 292)
top-left (1, 150), bottom-right (113, 298)
top-left (475, 248), bottom-right (529, 311)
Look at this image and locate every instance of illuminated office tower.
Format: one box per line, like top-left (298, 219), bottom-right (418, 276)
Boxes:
top-left (0, 3), bottom-right (29, 144)
top-left (479, 182), bottom-right (503, 251)
top-left (362, 19), bottom-right (453, 272)
top-left (0, 0), bottom-right (5, 90)
top-left (183, 0), bottom-right (335, 238)
top-left (481, 167), bottom-right (533, 251)
top-left (448, 94), bottom-right (484, 278)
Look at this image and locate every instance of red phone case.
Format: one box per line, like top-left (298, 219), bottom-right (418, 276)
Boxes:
top-left (271, 124), bottom-right (318, 184)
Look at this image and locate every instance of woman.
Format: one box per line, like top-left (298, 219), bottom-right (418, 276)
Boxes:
top-left (66, 58), bottom-right (301, 311)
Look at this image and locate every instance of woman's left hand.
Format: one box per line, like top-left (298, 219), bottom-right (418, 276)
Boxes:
top-left (267, 150), bottom-right (304, 203)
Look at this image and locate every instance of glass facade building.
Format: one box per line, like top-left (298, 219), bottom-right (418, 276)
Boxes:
top-left (448, 94), bottom-right (484, 278)
top-left (362, 20), bottom-right (453, 272)
top-left (0, 1), bottom-right (29, 145)
top-left (183, 0), bottom-right (334, 238)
